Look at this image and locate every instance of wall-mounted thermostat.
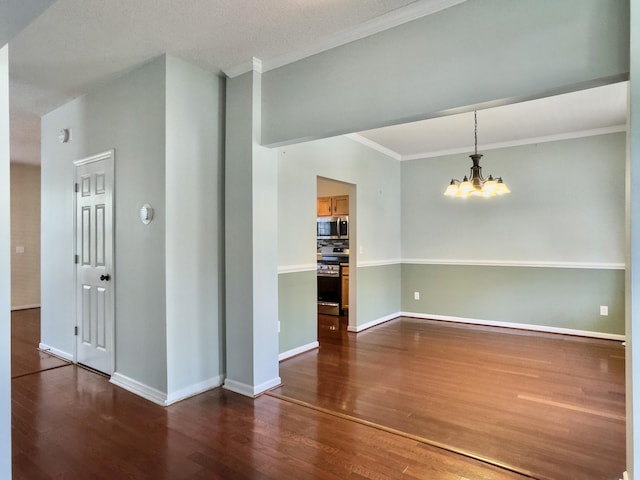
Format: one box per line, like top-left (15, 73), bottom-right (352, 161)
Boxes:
top-left (58, 128), bottom-right (71, 143)
top-left (140, 204), bottom-right (154, 225)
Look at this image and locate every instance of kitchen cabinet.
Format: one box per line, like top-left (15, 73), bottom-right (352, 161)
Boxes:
top-left (317, 195), bottom-right (349, 216)
top-left (341, 265), bottom-right (349, 311)
top-left (317, 197), bottom-right (332, 216)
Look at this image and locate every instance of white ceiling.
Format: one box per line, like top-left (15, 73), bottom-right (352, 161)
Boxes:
top-left (353, 82), bottom-right (628, 160)
top-left (6, 0), bottom-right (628, 165)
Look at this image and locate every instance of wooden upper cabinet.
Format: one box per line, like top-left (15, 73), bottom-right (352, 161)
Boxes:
top-left (332, 195), bottom-right (349, 216)
top-left (317, 195), bottom-right (349, 216)
top-left (317, 197), bottom-right (332, 216)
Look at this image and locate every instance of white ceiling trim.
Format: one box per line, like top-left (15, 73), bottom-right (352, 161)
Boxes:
top-left (223, 0), bottom-right (467, 78)
top-left (345, 133), bottom-right (403, 160)
top-left (351, 124), bottom-right (627, 162)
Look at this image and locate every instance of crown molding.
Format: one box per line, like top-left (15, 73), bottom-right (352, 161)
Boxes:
top-left (224, 57), bottom-right (264, 78)
top-left (223, 0), bottom-right (467, 78)
top-left (345, 133), bottom-right (402, 160)
top-left (401, 125), bottom-right (627, 161)
top-left (349, 124), bottom-right (627, 162)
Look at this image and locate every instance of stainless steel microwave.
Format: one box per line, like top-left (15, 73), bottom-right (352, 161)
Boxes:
top-left (317, 216), bottom-right (348, 240)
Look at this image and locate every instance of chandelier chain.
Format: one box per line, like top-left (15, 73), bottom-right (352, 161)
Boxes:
top-left (474, 110), bottom-right (478, 156)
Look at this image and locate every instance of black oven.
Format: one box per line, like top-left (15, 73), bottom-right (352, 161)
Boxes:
top-left (317, 262), bottom-right (341, 316)
top-left (317, 248), bottom-right (348, 316)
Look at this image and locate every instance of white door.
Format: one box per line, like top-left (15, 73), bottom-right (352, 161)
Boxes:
top-left (74, 150), bottom-right (114, 375)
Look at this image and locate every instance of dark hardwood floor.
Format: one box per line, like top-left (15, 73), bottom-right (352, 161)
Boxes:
top-left (11, 308), bottom-right (69, 379)
top-left (11, 309), bottom-right (625, 479)
top-left (272, 314), bottom-right (626, 480)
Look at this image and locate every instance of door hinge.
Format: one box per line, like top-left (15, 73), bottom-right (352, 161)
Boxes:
top-left (74, 182), bottom-right (79, 193)
top-left (74, 326), bottom-right (78, 336)
top-left (74, 254), bottom-right (79, 264)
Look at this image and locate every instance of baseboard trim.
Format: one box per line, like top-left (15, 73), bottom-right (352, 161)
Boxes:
top-left (166, 375), bottom-right (224, 406)
top-left (223, 376), bottom-right (282, 398)
top-left (110, 372), bottom-right (167, 406)
top-left (401, 312), bottom-right (626, 341)
top-left (279, 341), bottom-right (319, 361)
top-left (11, 304), bottom-right (41, 311)
top-left (347, 313), bottom-right (397, 333)
top-left (38, 343), bottom-right (73, 361)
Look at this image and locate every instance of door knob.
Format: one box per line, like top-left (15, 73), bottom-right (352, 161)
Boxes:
top-left (100, 274), bottom-right (111, 281)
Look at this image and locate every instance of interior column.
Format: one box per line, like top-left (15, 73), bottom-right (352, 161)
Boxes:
top-left (224, 61), bottom-right (280, 396)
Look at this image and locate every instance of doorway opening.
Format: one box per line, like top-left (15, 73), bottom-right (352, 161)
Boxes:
top-left (316, 176), bottom-right (355, 342)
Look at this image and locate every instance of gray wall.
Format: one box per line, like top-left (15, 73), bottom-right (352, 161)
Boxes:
top-left (402, 134), bottom-right (626, 264)
top-left (277, 135), bottom-right (401, 348)
top-left (400, 133), bottom-right (626, 335)
top-left (262, 0), bottom-right (629, 146)
top-left (41, 56), bottom-right (168, 391)
top-left (403, 264), bottom-right (624, 334)
top-left (225, 72), bottom-right (255, 385)
top-left (627, 0), bottom-right (640, 473)
top-left (277, 131), bottom-right (626, 352)
top-left (278, 271), bottom-right (316, 353)
top-left (165, 56), bottom-right (225, 399)
top-left (225, 70), bottom-right (280, 394)
top-left (0, 43), bottom-right (11, 480)
top-left (41, 55), bottom-right (226, 400)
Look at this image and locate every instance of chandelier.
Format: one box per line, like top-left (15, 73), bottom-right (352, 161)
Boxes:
top-left (444, 110), bottom-right (510, 198)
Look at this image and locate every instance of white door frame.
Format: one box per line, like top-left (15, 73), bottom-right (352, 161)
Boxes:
top-left (73, 149), bottom-right (115, 373)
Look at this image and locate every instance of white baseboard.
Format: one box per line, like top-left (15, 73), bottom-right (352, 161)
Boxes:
top-left (347, 312), bottom-right (397, 333)
top-left (11, 304), bottom-right (40, 311)
top-left (165, 375), bottom-right (224, 406)
top-left (111, 372), bottom-right (225, 406)
top-left (279, 341), bottom-right (319, 361)
top-left (223, 376), bottom-right (282, 398)
top-left (38, 343), bottom-right (73, 361)
top-left (110, 372), bottom-right (167, 406)
top-left (401, 312), bottom-right (626, 341)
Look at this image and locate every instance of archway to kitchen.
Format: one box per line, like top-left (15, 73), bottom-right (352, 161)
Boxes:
top-left (316, 177), bottom-right (356, 338)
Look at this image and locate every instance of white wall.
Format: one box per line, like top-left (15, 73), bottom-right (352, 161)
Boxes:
top-left (0, 42), bottom-right (12, 480)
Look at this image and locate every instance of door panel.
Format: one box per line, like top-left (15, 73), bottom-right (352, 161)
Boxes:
top-left (75, 150), bottom-right (114, 375)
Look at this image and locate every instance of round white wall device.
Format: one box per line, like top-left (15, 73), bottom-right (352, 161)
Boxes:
top-left (140, 204), bottom-right (154, 225)
top-left (58, 128), bottom-right (70, 143)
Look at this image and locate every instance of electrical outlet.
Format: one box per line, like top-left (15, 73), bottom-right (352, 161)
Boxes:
top-left (600, 306), bottom-right (608, 316)
top-left (414, 291), bottom-right (420, 300)
top-left (278, 321), bottom-right (281, 333)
